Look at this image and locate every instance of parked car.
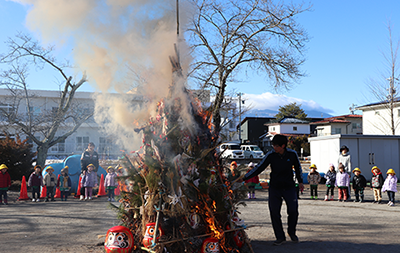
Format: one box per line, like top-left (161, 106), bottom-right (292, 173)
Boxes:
top-left (241, 144), bottom-right (264, 159)
top-left (218, 143), bottom-right (245, 159)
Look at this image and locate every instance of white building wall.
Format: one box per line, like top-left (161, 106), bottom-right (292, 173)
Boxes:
top-left (362, 108), bottom-right (400, 135)
top-left (279, 124), bottom-right (309, 134)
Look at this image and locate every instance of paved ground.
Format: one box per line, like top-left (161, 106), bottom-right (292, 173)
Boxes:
top-left (240, 185), bottom-right (400, 253)
top-left (1, 185), bottom-right (399, 253)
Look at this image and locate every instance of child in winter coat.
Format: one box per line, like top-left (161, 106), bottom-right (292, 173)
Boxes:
top-left (81, 164), bottom-right (98, 200)
top-left (324, 164), bottom-right (336, 201)
top-left (382, 169), bottom-right (398, 206)
top-left (57, 166), bottom-right (72, 201)
top-left (105, 166), bottom-right (118, 202)
top-left (28, 165), bottom-right (43, 202)
top-left (371, 166), bottom-right (384, 204)
top-left (335, 164), bottom-right (350, 202)
top-left (307, 164), bottom-right (321, 199)
top-left (0, 164), bottom-right (11, 205)
top-left (43, 166), bottom-right (57, 202)
top-left (352, 168), bottom-right (367, 202)
top-left (244, 162), bottom-right (259, 199)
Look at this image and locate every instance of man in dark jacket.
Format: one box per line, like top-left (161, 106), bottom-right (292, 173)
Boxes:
top-left (80, 142), bottom-right (99, 200)
top-left (81, 142), bottom-right (99, 173)
top-left (242, 134), bottom-right (303, 245)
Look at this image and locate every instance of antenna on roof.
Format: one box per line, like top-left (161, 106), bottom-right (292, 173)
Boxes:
top-left (349, 103), bottom-right (357, 114)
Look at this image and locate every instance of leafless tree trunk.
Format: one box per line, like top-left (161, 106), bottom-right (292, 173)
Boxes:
top-left (365, 23), bottom-right (400, 135)
top-left (188, 0), bottom-right (310, 136)
top-left (0, 34), bottom-right (93, 166)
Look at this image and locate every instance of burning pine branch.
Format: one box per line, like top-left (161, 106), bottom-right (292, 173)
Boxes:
top-left (105, 47), bottom-right (253, 253)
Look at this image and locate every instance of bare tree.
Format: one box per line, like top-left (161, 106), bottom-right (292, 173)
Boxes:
top-left (0, 33), bottom-right (93, 166)
top-left (364, 23), bottom-right (400, 135)
top-left (188, 0), bottom-right (310, 136)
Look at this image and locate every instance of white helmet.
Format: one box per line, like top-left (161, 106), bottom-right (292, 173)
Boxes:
top-left (248, 162), bottom-right (255, 167)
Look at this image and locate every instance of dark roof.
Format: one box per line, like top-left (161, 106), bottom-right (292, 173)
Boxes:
top-left (356, 97), bottom-right (400, 109)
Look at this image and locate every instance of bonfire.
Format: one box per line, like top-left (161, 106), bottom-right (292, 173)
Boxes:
top-left (105, 48), bottom-right (253, 253)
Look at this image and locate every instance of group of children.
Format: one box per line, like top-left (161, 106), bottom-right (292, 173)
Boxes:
top-left (27, 165), bottom-right (72, 202)
top-left (306, 163), bottom-right (398, 206)
top-left (0, 163), bottom-right (119, 204)
top-left (79, 164), bottom-right (118, 202)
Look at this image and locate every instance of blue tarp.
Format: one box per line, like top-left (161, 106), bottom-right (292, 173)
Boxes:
top-left (42, 155), bottom-right (106, 193)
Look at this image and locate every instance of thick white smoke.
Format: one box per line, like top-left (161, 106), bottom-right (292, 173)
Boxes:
top-left (15, 0), bottom-right (195, 151)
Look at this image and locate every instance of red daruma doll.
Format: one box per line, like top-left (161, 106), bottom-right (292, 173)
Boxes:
top-left (104, 226), bottom-right (134, 253)
top-left (201, 238), bottom-right (220, 253)
top-left (142, 222), bottom-right (164, 248)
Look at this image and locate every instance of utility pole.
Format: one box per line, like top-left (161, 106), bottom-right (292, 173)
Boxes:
top-left (237, 92), bottom-right (243, 144)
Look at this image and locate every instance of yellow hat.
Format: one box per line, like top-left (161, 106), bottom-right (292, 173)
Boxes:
top-left (310, 164), bottom-right (317, 169)
top-left (371, 166), bottom-right (380, 173)
top-left (0, 164), bottom-right (8, 170)
top-left (64, 166), bottom-right (69, 169)
top-left (107, 166), bottom-right (114, 172)
top-left (352, 168), bottom-right (361, 173)
top-left (45, 166), bottom-right (54, 172)
top-left (387, 168), bottom-right (396, 175)
top-left (87, 164), bottom-right (95, 168)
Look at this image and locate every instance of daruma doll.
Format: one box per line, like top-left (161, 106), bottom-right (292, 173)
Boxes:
top-left (104, 226), bottom-right (134, 253)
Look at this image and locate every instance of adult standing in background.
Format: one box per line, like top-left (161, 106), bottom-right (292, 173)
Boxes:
top-left (241, 134), bottom-right (303, 246)
top-left (81, 142), bottom-right (99, 173)
top-left (338, 145), bottom-right (351, 199)
top-left (80, 142), bottom-right (99, 200)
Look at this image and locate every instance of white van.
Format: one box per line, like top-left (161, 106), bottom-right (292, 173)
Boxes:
top-left (218, 143), bottom-right (245, 159)
top-left (240, 145), bottom-right (264, 159)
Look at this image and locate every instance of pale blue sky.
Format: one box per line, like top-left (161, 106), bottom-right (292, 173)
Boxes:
top-left (1, 0), bottom-right (400, 116)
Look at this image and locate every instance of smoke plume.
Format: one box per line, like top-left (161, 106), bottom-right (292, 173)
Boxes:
top-left (16, 0), bottom-right (195, 151)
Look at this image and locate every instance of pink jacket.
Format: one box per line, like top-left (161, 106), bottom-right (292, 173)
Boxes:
top-left (104, 172), bottom-right (118, 187)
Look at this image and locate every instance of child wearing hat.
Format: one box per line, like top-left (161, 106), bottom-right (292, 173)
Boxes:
top-left (307, 164), bottom-right (321, 199)
top-left (245, 162), bottom-right (259, 199)
top-left (81, 164), bottom-right (98, 200)
top-left (105, 166), bottom-right (118, 202)
top-left (0, 164), bottom-right (11, 205)
top-left (28, 165), bottom-right (43, 202)
top-left (382, 169), bottom-right (398, 206)
top-left (57, 166), bottom-right (72, 201)
top-left (43, 166), bottom-right (58, 202)
top-left (371, 166), bottom-right (384, 204)
top-left (352, 168), bottom-right (367, 202)
top-left (324, 163), bottom-right (336, 201)
top-left (335, 164), bottom-right (350, 202)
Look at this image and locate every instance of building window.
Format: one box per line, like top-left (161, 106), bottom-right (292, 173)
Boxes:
top-left (76, 136), bottom-right (89, 152)
top-left (398, 109), bottom-right (400, 117)
top-left (0, 103), bottom-right (14, 119)
top-left (28, 106), bottom-right (42, 116)
top-left (293, 126), bottom-right (298, 131)
top-left (272, 127), bottom-right (275, 131)
top-left (375, 111), bottom-right (380, 115)
top-left (50, 138), bottom-right (65, 153)
top-left (99, 137), bottom-right (113, 155)
top-left (333, 128), bottom-right (342, 134)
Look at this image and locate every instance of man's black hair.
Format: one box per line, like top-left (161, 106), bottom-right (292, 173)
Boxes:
top-left (88, 142), bottom-right (95, 147)
top-left (272, 134), bottom-right (288, 147)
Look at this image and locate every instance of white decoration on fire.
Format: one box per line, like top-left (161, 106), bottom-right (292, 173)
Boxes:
top-left (168, 187), bottom-right (184, 209)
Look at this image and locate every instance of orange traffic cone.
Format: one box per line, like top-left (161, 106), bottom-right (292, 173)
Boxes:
top-left (96, 174), bottom-right (107, 197)
top-left (75, 175), bottom-right (82, 198)
top-left (40, 185), bottom-right (47, 199)
top-left (54, 175), bottom-right (61, 198)
top-left (18, 176), bottom-right (30, 200)
top-left (114, 181), bottom-right (120, 196)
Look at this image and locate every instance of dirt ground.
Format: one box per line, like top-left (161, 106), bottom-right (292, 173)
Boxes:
top-left (1, 185), bottom-right (399, 253)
